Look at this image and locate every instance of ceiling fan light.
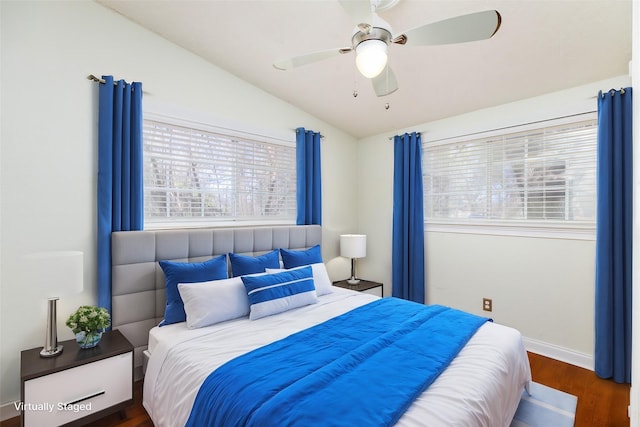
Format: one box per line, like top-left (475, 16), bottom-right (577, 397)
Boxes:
top-left (355, 39), bottom-right (388, 78)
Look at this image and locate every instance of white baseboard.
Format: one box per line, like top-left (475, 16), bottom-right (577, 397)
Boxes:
top-left (523, 336), bottom-right (594, 371)
top-left (0, 401), bottom-right (20, 422)
top-left (630, 385), bottom-right (639, 426)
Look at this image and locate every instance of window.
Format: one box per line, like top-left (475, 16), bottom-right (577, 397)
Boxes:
top-left (143, 116), bottom-right (296, 227)
top-left (423, 115), bottom-right (597, 236)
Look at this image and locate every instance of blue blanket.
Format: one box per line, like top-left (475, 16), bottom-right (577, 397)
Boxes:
top-left (185, 298), bottom-right (489, 427)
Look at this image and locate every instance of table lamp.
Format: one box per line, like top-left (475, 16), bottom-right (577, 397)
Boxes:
top-left (340, 234), bottom-right (366, 285)
top-left (25, 251), bottom-right (84, 358)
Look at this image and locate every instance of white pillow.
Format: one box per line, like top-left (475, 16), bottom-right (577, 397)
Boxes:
top-left (241, 266), bottom-right (317, 320)
top-left (265, 262), bottom-right (333, 296)
top-left (178, 276), bottom-right (250, 329)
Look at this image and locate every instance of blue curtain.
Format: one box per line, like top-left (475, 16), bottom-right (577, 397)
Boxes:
top-left (392, 132), bottom-right (425, 303)
top-left (97, 76), bottom-right (144, 314)
top-left (595, 87), bottom-right (632, 384)
top-left (296, 127), bottom-right (322, 225)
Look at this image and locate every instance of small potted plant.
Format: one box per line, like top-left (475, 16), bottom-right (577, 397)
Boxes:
top-left (66, 305), bottom-right (111, 349)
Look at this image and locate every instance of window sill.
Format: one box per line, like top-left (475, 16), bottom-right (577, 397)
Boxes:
top-left (425, 221), bottom-right (595, 240)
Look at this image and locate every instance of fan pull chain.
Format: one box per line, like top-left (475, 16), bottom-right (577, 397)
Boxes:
top-left (384, 65), bottom-right (390, 110)
top-left (352, 66), bottom-right (359, 98)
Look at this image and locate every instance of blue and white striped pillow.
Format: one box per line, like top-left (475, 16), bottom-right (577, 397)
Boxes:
top-left (241, 266), bottom-right (317, 320)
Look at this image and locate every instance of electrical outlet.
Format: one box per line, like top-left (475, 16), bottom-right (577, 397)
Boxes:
top-left (483, 298), bottom-right (493, 312)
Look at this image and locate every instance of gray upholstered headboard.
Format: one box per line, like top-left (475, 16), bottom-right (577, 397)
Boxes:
top-left (110, 225), bottom-right (322, 378)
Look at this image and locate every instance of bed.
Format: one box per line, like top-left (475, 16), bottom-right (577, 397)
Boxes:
top-left (111, 225), bottom-right (531, 427)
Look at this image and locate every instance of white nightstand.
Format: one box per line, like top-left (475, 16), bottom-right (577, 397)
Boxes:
top-left (20, 329), bottom-right (133, 427)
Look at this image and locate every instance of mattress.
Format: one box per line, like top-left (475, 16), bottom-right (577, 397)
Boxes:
top-left (143, 287), bottom-right (531, 426)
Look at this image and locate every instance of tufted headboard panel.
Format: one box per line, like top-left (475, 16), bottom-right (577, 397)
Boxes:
top-left (110, 225), bottom-right (322, 377)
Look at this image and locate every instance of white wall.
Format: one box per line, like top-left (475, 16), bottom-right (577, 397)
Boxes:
top-left (0, 0), bottom-right (358, 415)
top-left (357, 75), bottom-right (630, 368)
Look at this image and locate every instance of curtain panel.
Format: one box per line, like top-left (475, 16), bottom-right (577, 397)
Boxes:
top-left (97, 76), bottom-right (144, 314)
top-left (392, 132), bottom-right (425, 303)
top-left (595, 87), bottom-right (633, 384)
top-left (295, 127), bottom-right (322, 225)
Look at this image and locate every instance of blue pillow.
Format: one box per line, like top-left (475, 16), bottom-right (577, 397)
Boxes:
top-left (158, 254), bottom-right (228, 326)
top-left (241, 266), bottom-right (317, 320)
top-left (280, 245), bottom-right (323, 269)
top-left (229, 250), bottom-right (280, 277)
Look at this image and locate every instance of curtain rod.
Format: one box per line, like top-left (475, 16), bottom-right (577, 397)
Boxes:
top-left (88, 74), bottom-right (150, 94)
top-left (387, 131), bottom-right (423, 141)
top-left (600, 87), bottom-right (627, 98)
top-left (389, 110), bottom-right (596, 144)
top-left (292, 128), bottom-right (325, 139)
top-left (87, 74), bottom-right (112, 85)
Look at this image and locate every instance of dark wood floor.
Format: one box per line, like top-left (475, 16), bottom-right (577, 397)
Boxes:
top-left (528, 352), bottom-right (630, 427)
top-left (3, 352), bottom-right (630, 427)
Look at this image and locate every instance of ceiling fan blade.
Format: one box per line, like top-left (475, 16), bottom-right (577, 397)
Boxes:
top-left (371, 65), bottom-right (398, 97)
top-left (396, 10), bottom-right (501, 46)
top-left (338, 0), bottom-right (372, 24)
top-left (273, 47), bottom-right (350, 71)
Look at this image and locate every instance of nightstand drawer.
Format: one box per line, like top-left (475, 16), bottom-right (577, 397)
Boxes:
top-left (23, 352), bottom-right (132, 427)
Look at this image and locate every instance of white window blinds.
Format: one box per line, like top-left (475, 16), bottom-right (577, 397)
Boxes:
top-left (423, 116), bottom-right (597, 227)
top-left (143, 118), bottom-right (296, 226)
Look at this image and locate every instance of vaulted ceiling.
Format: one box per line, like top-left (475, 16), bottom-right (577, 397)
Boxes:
top-left (98, 0), bottom-right (632, 139)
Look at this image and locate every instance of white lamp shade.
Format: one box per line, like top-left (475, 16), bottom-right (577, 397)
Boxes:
top-left (24, 251), bottom-right (84, 296)
top-left (355, 40), bottom-right (388, 78)
top-left (340, 234), bottom-right (367, 259)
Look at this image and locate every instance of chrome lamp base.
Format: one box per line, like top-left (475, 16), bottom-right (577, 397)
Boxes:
top-left (40, 297), bottom-right (63, 358)
top-left (347, 258), bottom-right (361, 285)
top-left (40, 345), bottom-right (63, 358)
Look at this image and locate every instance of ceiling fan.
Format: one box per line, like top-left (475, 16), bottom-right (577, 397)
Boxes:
top-left (273, 0), bottom-right (501, 97)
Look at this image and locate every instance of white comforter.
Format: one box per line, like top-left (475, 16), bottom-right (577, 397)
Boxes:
top-left (144, 288), bottom-right (531, 427)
